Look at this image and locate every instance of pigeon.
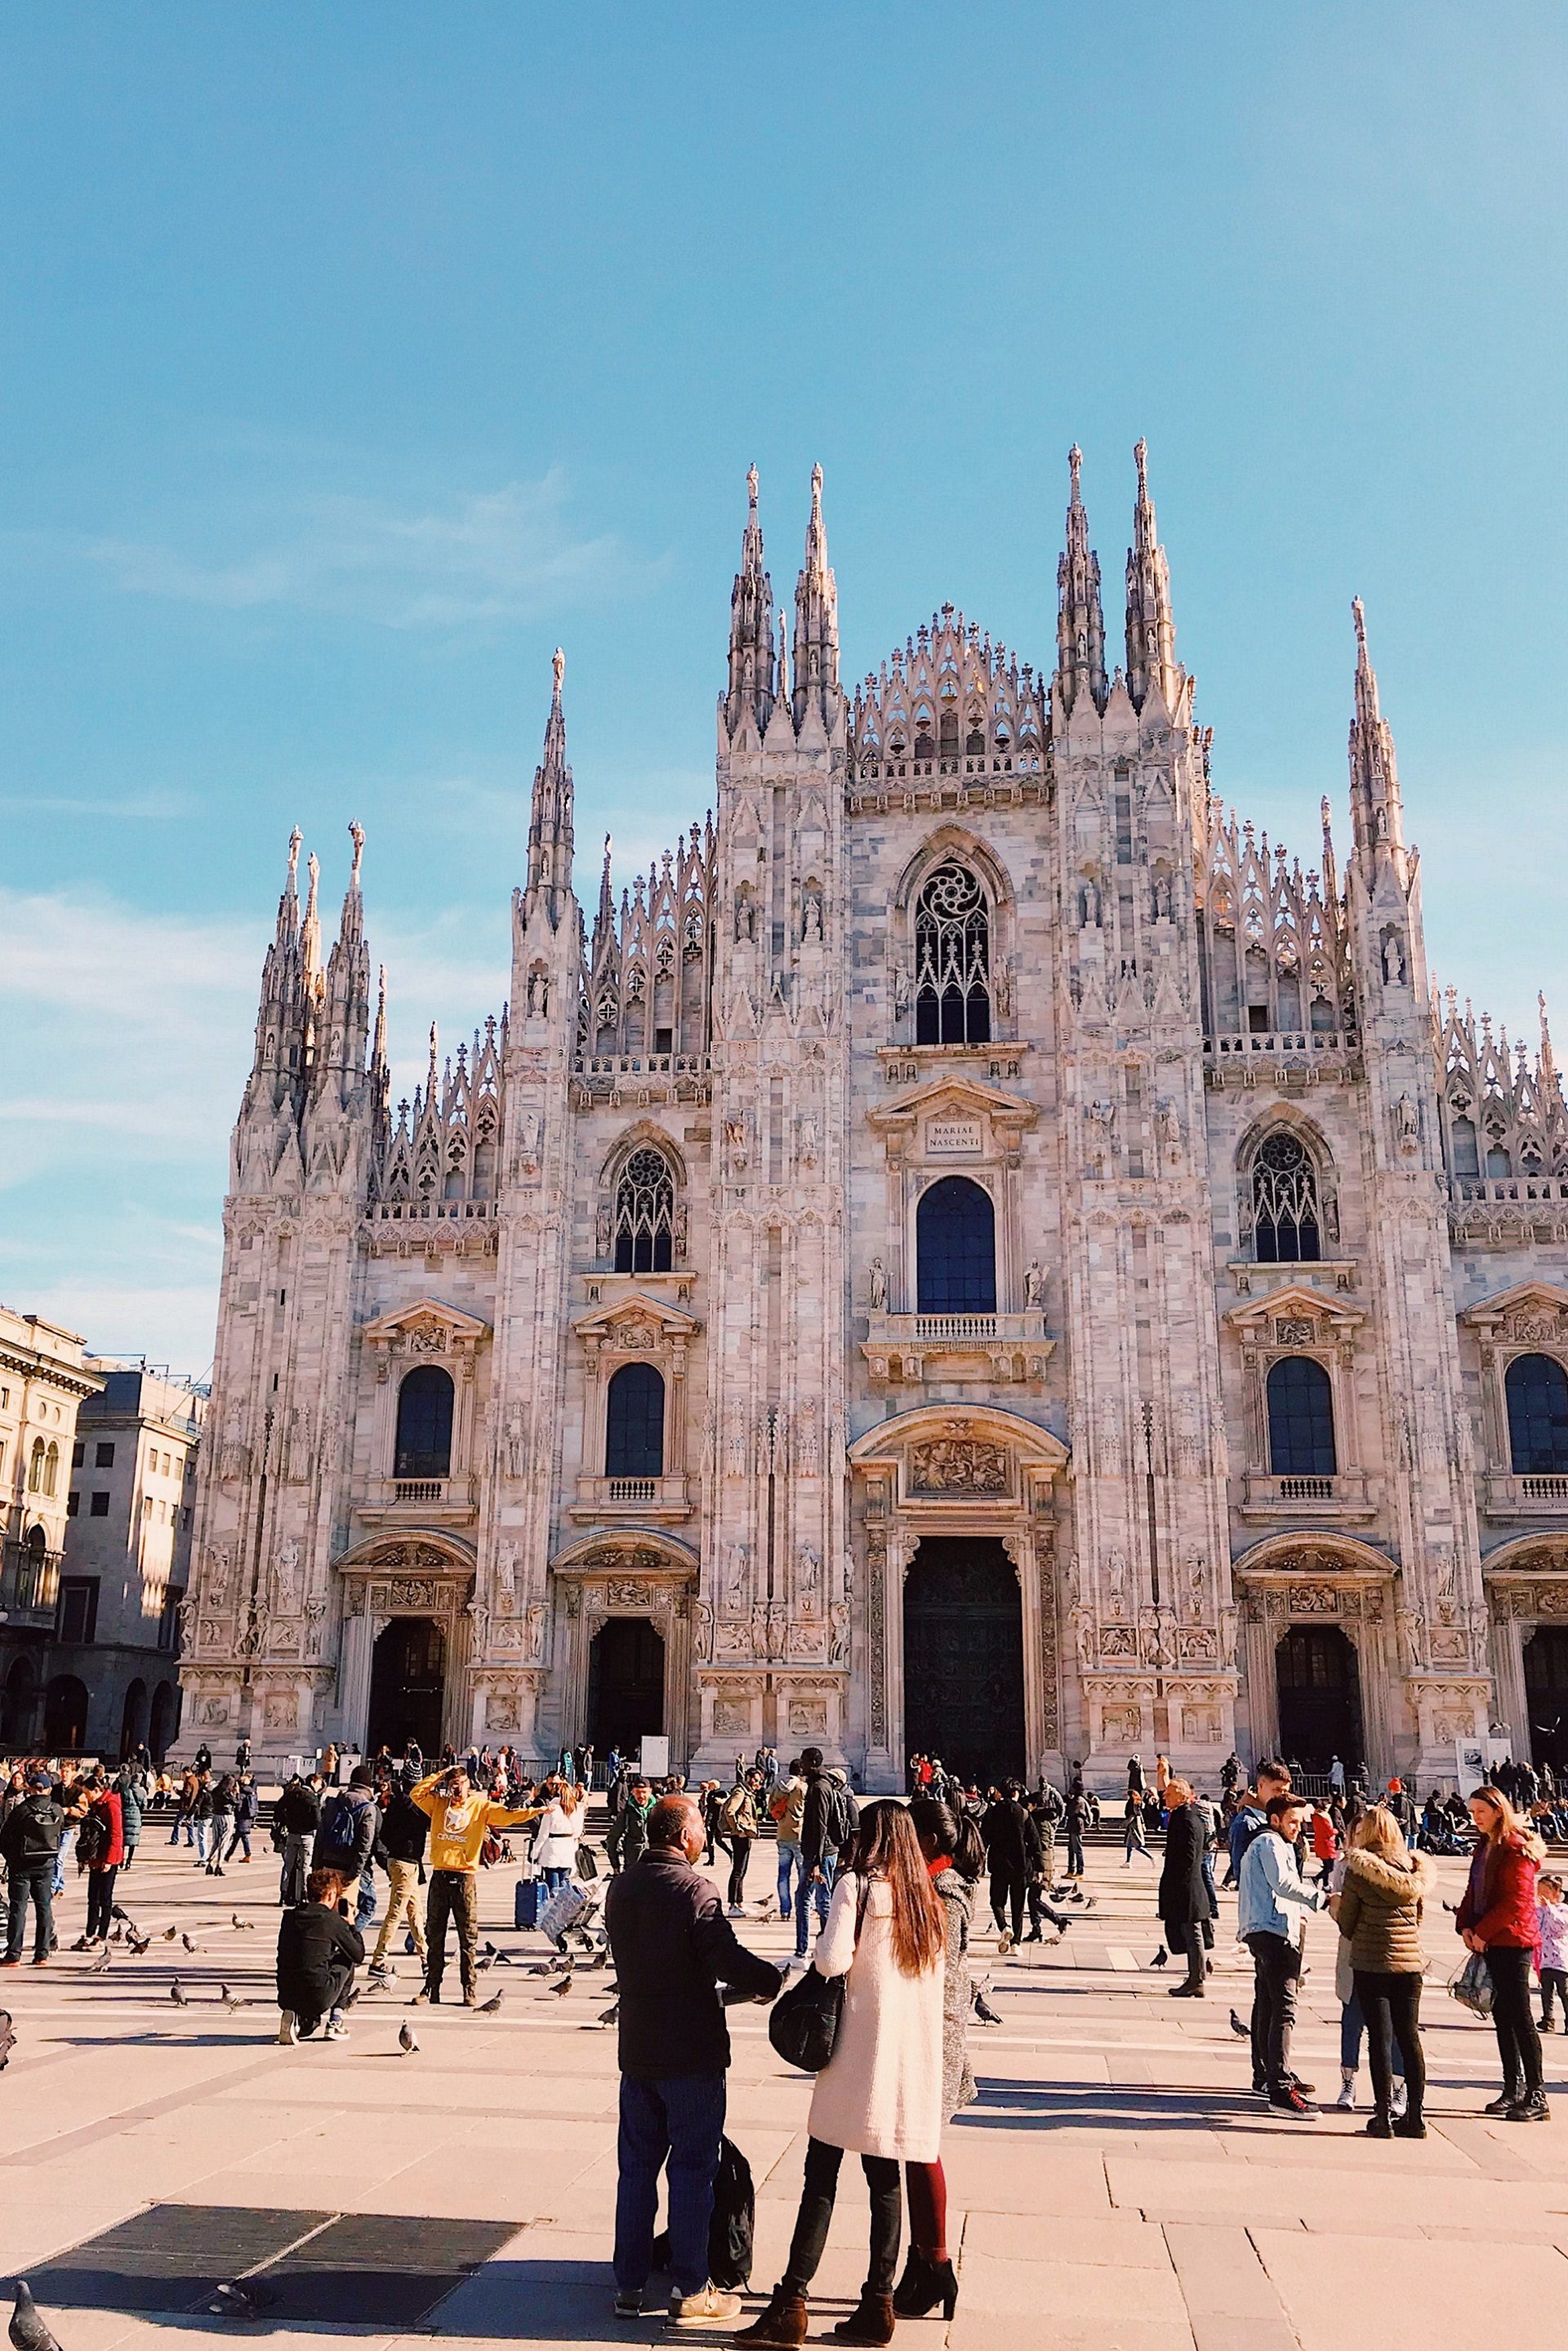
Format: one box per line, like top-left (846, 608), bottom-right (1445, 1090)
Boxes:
top-left (181, 1934), bottom-right (199, 1954)
top-left (596, 2002), bottom-right (620, 2026)
top-left (493, 1948), bottom-right (515, 1966)
top-left (479, 1989), bottom-right (504, 2014)
top-left (87, 1946), bottom-right (111, 1974)
top-left (545, 1977), bottom-right (572, 2001)
top-left (10, 2282), bottom-right (62, 2351)
top-left (584, 1948), bottom-right (608, 1970)
top-left (111, 1904), bottom-right (135, 1926)
top-left (170, 1977), bottom-right (189, 2006)
top-left (229, 1914), bottom-right (255, 1932)
top-left (209, 2281), bottom-right (263, 2322)
top-left (163, 1926), bottom-right (178, 1941)
top-left (220, 1984), bottom-right (243, 2011)
top-left (127, 1932), bottom-right (150, 1956)
top-left (973, 1994), bottom-right (1004, 2026)
top-left (1149, 1948), bottom-right (1168, 1969)
top-left (399, 2019), bottom-right (419, 2054)
top-left (483, 1939), bottom-right (500, 1958)
top-left (1228, 2009), bottom-right (1250, 2039)
top-left (475, 1952), bottom-right (495, 1973)
top-left (0, 2011), bottom-right (15, 2072)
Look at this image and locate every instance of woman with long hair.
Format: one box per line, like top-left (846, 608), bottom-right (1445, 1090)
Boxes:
top-left (889, 1797), bottom-right (983, 2321)
top-left (1458, 1783), bottom-right (1550, 2119)
top-left (530, 1774), bottom-right (586, 1897)
top-left (740, 1802), bottom-right (947, 2349)
top-left (1331, 1805), bottom-right (1429, 2136)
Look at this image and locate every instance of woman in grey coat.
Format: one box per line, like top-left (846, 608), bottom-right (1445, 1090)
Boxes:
top-left (897, 1797), bottom-right (983, 2322)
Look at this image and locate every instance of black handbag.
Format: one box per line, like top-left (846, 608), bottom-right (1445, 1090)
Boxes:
top-left (768, 1963), bottom-right (845, 2073)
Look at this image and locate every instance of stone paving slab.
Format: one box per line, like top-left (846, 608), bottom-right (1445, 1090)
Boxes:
top-left (2, 1841), bottom-right (1566, 2350)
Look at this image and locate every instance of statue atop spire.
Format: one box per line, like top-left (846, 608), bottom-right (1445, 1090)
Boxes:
top-left (523, 648), bottom-right (576, 929)
top-left (725, 464), bottom-right (776, 738)
top-left (1057, 443), bottom-right (1107, 719)
top-left (1348, 596), bottom-right (1405, 861)
top-left (1125, 437), bottom-right (1177, 713)
top-left (792, 461), bottom-right (840, 732)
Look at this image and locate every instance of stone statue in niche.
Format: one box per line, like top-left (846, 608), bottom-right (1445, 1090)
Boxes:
top-left (796, 1542), bottom-right (822, 1616)
top-left (527, 968), bottom-right (550, 1018)
top-left (724, 1118), bottom-right (748, 1174)
top-left (799, 1115), bottom-right (819, 1169)
top-left (1156, 1099), bottom-right (1182, 1166)
top-left (735, 888), bottom-right (756, 942)
top-left (1107, 1549), bottom-right (1129, 1619)
top-left (869, 1258), bottom-right (889, 1311)
top-left (1382, 929), bottom-right (1406, 985)
top-left (726, 1543), bottom-right (751, 1611)
top-left (503, 1407), bottom-right (529, 1480)
top-left (1023, 1258), bottom-right (1045, 1308)
top-left (1080, 876), bottom-right (1102, 928)
top-left (1085, 1098), bottom-right (1116, 1173)
top-left (802, 886), bottom-right (823, 942)
top-left (1395, 1093), bottom-right (1419, 1153)
top-left (273, 1537), bottom-right (301, 1615)
top-left (829, 1600), bottom-right (850, 1665)
top-left (495, 1539), bottom-right (518, 1605)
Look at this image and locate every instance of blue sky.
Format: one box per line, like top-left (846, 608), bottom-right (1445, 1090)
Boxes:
top-left (2, 3), bottom-right (1566, 1371)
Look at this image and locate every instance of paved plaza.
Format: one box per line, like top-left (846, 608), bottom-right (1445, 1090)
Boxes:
top-left (3, 1838), bottom-right (1567, 2351)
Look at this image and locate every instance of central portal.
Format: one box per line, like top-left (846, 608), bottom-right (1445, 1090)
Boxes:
top-left (365, 1615), bottom-right (447, 1758)
top-left (903, 1537), bottom-right (1025, 1784)
top-left (588, 1616), bottom-right (665, 1754)
top-left (1274, 1623), bottom-right (1363, 1771)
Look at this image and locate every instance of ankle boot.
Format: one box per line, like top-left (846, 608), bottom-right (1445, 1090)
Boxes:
top-left (893, 2251), bottom-right (958, 2320)
top-left (735, 2289), bottom-right (808, 2347)
top-left (1483, 2082), bottom-right (1522, 2116)
top-left (832, 2290), bottom-right (896, 2345)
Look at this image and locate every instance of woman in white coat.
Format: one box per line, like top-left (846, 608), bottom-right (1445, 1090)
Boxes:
top-left (739, 1802), bottom-right (945, 2349)
top-left (530, 1776), bottom-right (585, 1896)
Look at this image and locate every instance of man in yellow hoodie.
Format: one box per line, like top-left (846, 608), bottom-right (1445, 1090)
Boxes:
top-left (410, 1765), bottom-right (541, 2005)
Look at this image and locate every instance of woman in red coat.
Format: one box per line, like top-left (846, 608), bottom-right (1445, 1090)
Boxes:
top-left (1457, 1784), bottom-right (1548, 2122)
top-left (74, 1770), bottom-right (125, 1952)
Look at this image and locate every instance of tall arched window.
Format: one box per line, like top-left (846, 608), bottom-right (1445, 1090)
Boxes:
top-left (394, 1365), bottom-right (454, 1480)
top-left (614, 1147), bottom-right (675, 1273)
top-left (42, 1442), bottom-right (59, 1498)
top-left (27, 1438), bottom-right (44, 1494)
top-left (605, 1361), bottom-right (665, 1478)
top-left (914, 863), bottom-right (991, 1045)
top-left (916, 1177), bottom-right (996, 1314)
top-left (1252, 1131), bottom-right (1321, 1262)
top-left (1506, 1353), bottom-right (1568, 1475)
top-left (1449, 1114), bottom-right (1480, 1178)
top-left (1267, 1356), bottom-right (1337, 1476)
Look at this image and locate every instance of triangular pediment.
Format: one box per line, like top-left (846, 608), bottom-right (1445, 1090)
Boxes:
top-left (1459, 1280), bottom-right (1568, 1334)
top-left (1224, 1281), bottom-right (1365, 1338)
top-left (573, 1289), bottom-right (701, 1342)
top-left (866, 1073), bottom-right (1039, 1133)
top-left (360, 1298), bottom-right (492, 1346)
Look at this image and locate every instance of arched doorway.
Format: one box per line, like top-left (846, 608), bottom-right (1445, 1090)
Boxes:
top-left (120, 1679), bottom-right (149, 1759)
top-left (903, 1538), bottom-right (1024, 1783)
top-left (587, 1618), bottom-right (665, 1753)
top-left (365, 1617), bottom-right (447, 1758)
top-left (1523, 1627), bottom-right (1568, 1771)
top-left (2, 1656), bottom-right (36, 1748)
top-left (44, 1674), bottom-right (89, 1754)
top-left (149, 1680), bottom-right (179, 1761)
top-left (1275, 1625), bottom-right (1363, 1770)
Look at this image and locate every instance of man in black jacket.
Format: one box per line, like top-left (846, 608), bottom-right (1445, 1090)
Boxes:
top-left (0, 1770), bottom-right (73, 1965)
top-left (981, 1779), bottom-right (1045, 1948)
top-left (275, 1772), bottom-right (323, 1907)
top-left (795, 1747), bottom-right (840, 1961)
top-left (604, 1794), bottom-right (781, 2329)
top-left (369, 1771), bottom-right (429, 1980)
top-left (276, 1866), bottom-right (364, 2042)
top-left (1157, 1779), bottom-right (1211, 1995)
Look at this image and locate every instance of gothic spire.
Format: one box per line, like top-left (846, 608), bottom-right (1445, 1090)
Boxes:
top-left (590, 832), bottom-right (616, 967)
top-left (1348, 597), bottom-right (1405, 859)
top-left (523, 646), bottom-right (576, 928)
top-left (1125, 438), bottom-right (1177, 713)
top-left (792, 462), bottom-right (840, 730)
top-left (1057, 444), bottom-right (1107, 719)
top-left (725, 464), bottom-right (776, 737)
top-left (320, 819), bottom-right (372, 1091)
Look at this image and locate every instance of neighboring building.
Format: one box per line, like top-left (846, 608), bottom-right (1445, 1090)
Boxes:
top-left (0, 1307), bottom-right (104, 1749)
top-left (54, 1366), bottom-right (205, 1759)
top-left (180, 449), bottom-right (1568, 1790)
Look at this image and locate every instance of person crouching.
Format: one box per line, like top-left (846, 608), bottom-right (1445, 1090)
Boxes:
top-left (277, 1866), bottom-right (364, 2046)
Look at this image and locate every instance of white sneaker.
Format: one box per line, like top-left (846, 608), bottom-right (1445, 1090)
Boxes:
top-left (323, 2013), bottom-right (349, 2042)
top-left (1389, 2081), bottom-right (1408, 2118)
top-left (1335, 2070), bottom-right (1356, 2110)
top-left (666, 2284), bottom-right (743, 2329)
top-left (277, 2011), bottom-right (299, 2046)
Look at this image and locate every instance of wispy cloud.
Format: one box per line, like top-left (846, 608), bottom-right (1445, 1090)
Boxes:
top-left (7, 469), bottom-right (665, 632)
top-left (0, 787), bottom-right (193, 820)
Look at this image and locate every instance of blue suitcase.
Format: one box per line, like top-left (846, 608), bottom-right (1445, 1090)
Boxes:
top-left (514, 1877), bottom-right (541, 1931)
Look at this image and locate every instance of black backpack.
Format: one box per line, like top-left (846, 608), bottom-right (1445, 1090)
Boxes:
top-left (651, 2135), bottom-right (754, 2290)
top-left (75, 1806), bottom-right (110, 1870)
top-left (315, 1790), bottom-right (360, 1863)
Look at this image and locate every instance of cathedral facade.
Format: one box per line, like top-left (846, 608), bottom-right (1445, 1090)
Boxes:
top-left (180, 450), bottom-right (1568, 1790)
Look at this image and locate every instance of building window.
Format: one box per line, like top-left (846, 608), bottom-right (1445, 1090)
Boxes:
top-left (1251, 1132), bottom-right (1321, 1262)
top-left (604, 1361), bottom-right (666, 1478)
top-left (95, 1441), bottom-right (115, 1468)
top-left (66, 1491), bottom-right (79, 1517)
top-left (158, 1587), bottom-right (185, 1654)
top-left (614, 1147), bottom-right (675, 1274)
top-left (1266, 1356), bottom-right (1337, 1476)
top-left (1506, 1353), bottom-right (1568, 1475)
top-left (71, 1442), bottom-right (83, 1469)
top-left (182, 1507), bottom-right (192, 1530)
top-left (394, 1365), bottom-right (455, 1480)
top-left (56, 1577), bottom-right (100, 1645)
top-left (42, 1442), bottom-right (59, 1498)
top-left (27, 1438), bottom-right (45, 1494)
top-left (90, 1491), bottom-right (110, 1516)
top-left (916, 1176), bottom-right (997, 1314)
top-left (914, 863), bottom-right (991, 1046)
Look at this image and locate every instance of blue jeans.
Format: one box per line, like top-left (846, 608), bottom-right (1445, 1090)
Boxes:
top-left (777, 1841), bottom-right (804, 1920)
top-left (795, 1854), bottom-right (835, 1958)
top-left (614, 2071), bottom-right (727, 2300)
top-left (541, 1866), bottom-right (571, 1897)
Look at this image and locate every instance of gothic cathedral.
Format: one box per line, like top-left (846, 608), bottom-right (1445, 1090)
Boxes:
top-left (181, 450), bottom-right (1568, 1790)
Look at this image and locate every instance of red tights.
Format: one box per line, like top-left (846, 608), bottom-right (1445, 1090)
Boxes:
top-left (904, 2157), bottom-right (948, 2263)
